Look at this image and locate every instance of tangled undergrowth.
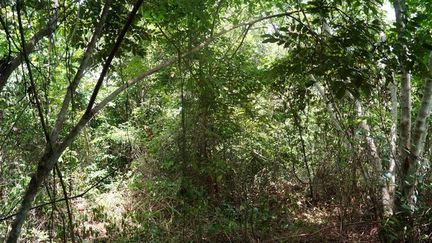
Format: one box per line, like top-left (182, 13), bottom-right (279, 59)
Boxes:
top-left (63, 158), bottom-right (380, 242)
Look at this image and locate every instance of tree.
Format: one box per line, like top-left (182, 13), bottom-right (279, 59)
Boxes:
top-left (263, 0), bottom-right (432, 239)
top-left (1, 0), bottom-right (432, 241)
top-left (0, 0), bottom-right (298, 240)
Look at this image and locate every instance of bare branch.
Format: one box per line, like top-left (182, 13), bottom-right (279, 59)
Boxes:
top-left (0, 172), bottom-right (111, 222)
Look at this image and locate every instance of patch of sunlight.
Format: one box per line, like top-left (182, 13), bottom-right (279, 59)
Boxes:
top-left (96, 190), bottom-right (127, 221)
top-left (383, 1), bottom-right (395, 23)
top-left (294, 207), bottom-right (331, 225)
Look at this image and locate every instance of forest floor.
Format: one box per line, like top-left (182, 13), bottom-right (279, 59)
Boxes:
top-left (71, 177), bottom-right (380, 242)
top-left (272, 205), bottom-right (380, 242)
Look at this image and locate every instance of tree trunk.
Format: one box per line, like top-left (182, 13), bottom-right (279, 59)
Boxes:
top-left (393, 0), bottom-right (414, 209)
top-left (385, 81), bottom-right (398, 216)
top-left (404, 56), bottom-right (432, 208)
top-left (6, 149), bottom-right (61, 243)
top-left (354, 99), bottom-right (392, 216)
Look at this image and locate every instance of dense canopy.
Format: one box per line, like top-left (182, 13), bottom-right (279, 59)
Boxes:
top-left (1, 0), bottom-right (432, 241)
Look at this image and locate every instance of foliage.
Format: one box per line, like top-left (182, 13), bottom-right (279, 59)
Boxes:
top-left (1, 0), bottom-right (432, 242)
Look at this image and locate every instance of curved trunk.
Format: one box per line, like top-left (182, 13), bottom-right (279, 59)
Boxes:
top-left (0, 18), bottom-right (57, 94)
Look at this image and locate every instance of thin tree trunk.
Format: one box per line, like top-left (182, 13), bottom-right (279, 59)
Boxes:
top-left (411, 55), bottom-right (432, 157)
top-left (294, 113), bottom-right (315, 203)
top-left (399, 71), bottom-right (412, 165)
top-left (393, 0), bottom-right (413, 206)
top-left (355, 99), bottom-right (392, 216)
top-left (384, 81), bottom-right (398, 216)
top-left (51, 0), bottom-right (112, 141)
top-left (55, 164), bottom-right (76, 243)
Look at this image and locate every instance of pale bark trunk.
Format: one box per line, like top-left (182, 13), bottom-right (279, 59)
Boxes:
top-left (394, 0), bottom-right (412, 179)
top-left (411, 79), bottom-right (432, 157)
top-left (405, 54), bottom-right (432, 207)
top-left (385, 81), bottom-right (398, 216)
top-left (411, 54), bottom-right (432, 157)
top-left (355, 101), bottom-right (383, 173)
top-left (393, 0), bottom-right (417, 214)
top-left (355, 99), bottom-right (393, 215)
top-left (51, 0), bottom-right (111, 141)
top-left (399, 71), bottom-right (412, 163)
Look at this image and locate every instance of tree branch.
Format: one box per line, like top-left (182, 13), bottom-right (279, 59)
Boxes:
top-left (0, 16), bottom-right (57, 94)
top-left (16, 0), bottom-right (52, 146)
top-left (0, 172), bottom-right (111, 222)
top-left (83, 0), bottom-right (144, 116)
top-left (51, 0), bottom-right (112, 141)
